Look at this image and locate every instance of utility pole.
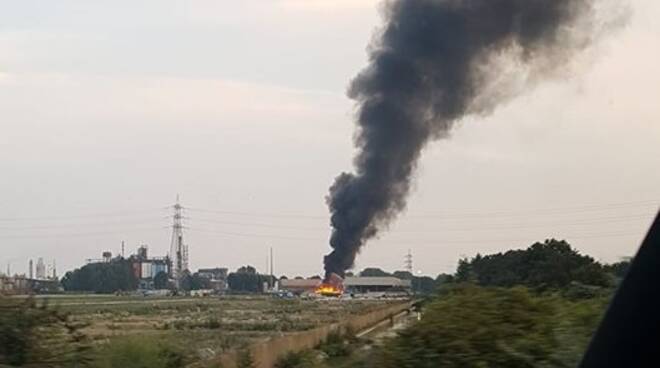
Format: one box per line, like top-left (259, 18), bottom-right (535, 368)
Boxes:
top-left (270, 247), bottom-right (274, 281)
top-left (121, 241), bottom-right (125, 258)
top-left (269, 246), bottom-right (275, 289)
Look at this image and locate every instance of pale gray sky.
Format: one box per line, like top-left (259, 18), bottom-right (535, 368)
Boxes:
top-left (1, 0), bottom-right (658, 278)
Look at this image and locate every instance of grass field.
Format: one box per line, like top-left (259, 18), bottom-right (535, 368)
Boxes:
top-left (35, 294), bottom-right (396, 364)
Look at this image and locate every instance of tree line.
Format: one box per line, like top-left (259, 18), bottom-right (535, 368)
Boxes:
top-left (59, 239), bottom-right (630, 295)
top-left (453, 239), bottom-right (628, 290)
top-left (61, 258), bottom-right (137, 294)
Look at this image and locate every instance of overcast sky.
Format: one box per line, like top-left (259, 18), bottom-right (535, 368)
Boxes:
top-left (1, 0), bottom-right (658, 278)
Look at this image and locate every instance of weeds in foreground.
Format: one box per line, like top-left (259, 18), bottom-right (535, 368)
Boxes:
top-left (95, 336), bottom-right (185, 368)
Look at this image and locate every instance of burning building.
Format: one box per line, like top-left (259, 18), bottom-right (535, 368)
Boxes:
top-left (279, 278), bottom-right (322, 295)
top-left (280, 274), bottom-right (411, 297)
top-left (344, 276), bottom-right (411, 295)
top-left (315, 273), bottom-right (344, 297)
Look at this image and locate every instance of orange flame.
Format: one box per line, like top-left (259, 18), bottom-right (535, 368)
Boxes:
top-left (315, 283), bottom-right (343, 296)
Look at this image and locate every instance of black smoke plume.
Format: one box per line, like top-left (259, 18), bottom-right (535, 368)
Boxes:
top-left (325, 0), bottom-right (621, 278)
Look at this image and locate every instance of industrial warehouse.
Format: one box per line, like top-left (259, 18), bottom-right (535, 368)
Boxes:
top-left (279, 276), bottom-right (412, 297)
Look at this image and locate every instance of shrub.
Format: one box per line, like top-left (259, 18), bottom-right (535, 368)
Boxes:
top-left (318, 331), bottom-right (350, 358)
top-left (274, 350), bottom-right (320, 368)
top-left (96, 336), bottom-right (186, 368)
top-left (236, 347), bottom-right (255, 368)
top-left (0, 296), bottom-right (91, 366)
top-left (374, 285), bottom-right (606, 368)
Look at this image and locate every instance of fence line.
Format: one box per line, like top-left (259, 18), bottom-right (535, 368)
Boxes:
top-left (195, 300), bottom-right (414, 368)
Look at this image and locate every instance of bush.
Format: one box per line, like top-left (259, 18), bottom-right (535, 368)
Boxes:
top-left (373, 285), bottom-right (606, 368)
top-left (318, 331), bottom-right (350, 358)
top-left (274, 350), bottom-right (320, 368)
top-left (236, 347), bottom-right (256, 368)
top-left (454, 239), bottom-right (612, 289)
top-left (0, 296), bottom-right (91, 366)
top-left (97, 336), bottom-right (185, 368)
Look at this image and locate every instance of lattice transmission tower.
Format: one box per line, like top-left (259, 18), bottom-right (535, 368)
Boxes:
top-left (404, 249), bottom-right (413, 274)
top-left (169, 195), bottom-right (189, 285)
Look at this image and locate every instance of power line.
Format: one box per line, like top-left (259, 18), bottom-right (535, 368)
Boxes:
top-left (0, 212), bottom-right (653, 242)
top-left (189, 217), bottom-right (327, 231)
top-left (375, 231), bottom-right (644, 247)
top-left (408, 199), bottom-right (659, 218)
top-left (1, 198), bottom-right (656, 223)
top-left (186, 226), bottom-right (643, 244)
top-left (0, 227), bottom-right (164, 240)
top-left (0, 218), bottom-right (169, 231)
top-left (186, 207), bottom-right (327, 219)
top-left (391, 214), bottom-right (655, 233)
top-left (156, 212), bottom-right (655, 234)
top-left (186, 199), bottom-right (658, 221)
top-left (0, 208), bottom-right (167, 222)
top-left (189, 227), bottom-right (322, 241)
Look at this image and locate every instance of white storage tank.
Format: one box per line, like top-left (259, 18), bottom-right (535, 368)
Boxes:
top-left (141, 262), bottom-right (152, 279)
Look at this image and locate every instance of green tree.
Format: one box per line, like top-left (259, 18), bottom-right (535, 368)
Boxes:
top-left (435, 273), bottom-right (454, 285)
top-left (237, 266), bottom-right (257, 275)
top-left (190, 273), bottom-right (212, 290)
top-left (604, 258), bottom-right (632, 280)
top-left (227, 266), bottom-right (271, 293)
top-left (61, 258), bottom-right (137, 293)
top-left (179, 271), bottom-right (193, 291)
top-left (413, 276), bottom-right (436, 294)
top-left (392, 271), bottom-right (413, 280)
top-left (359, 268), bottom-right (392, 277)
top-left (153, 271), bottom-right (169, 290)
top-left (454, 258), bottom-right (475, 283)
top-left (453, 239), bottom-right (611, 290)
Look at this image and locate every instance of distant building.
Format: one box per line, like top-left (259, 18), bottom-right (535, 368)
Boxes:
top-left (126, 245), bottom-right (171, 290)
top-left (279, 278), bottom-right (322, 294)
top-left (197, 268), bottom-right (228, 291)
top-left (197, 267), bottom-right (228, 280)
top-left (136, 246), bottom-right (148, 260)
top-left (0, 275), bottom-right (60, 295)
top-left (344, 276), bottom-right (412, 294)
top-left (279, 276), bottom-right (412, 295)
top-left (35, 258), bottom-right (46, 280)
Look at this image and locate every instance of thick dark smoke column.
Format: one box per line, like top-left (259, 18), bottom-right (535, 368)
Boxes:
top-left (325, 0), bottom-right (609, 278)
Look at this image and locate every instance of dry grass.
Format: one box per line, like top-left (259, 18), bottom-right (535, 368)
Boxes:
top-left (40, 294), bottom-right (394, 363)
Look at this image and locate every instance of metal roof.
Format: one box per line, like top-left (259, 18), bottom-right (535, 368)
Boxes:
top-left (279, 279), bottom-right (322, 288)
top-left (344, 277), bottom-right (412, 287)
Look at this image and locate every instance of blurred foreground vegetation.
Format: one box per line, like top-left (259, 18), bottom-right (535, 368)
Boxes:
top-left (273, 240), bottom-right (627, 368)
top-left (2, 239), bottom-right (629, 367)
top-left (268, 285), bottom-right (608, 368)
top-left (0, 297), bottom-right (91, 367)
top-left (370, 285), bottom-right (607, 368)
